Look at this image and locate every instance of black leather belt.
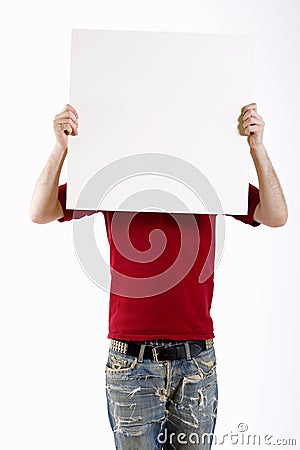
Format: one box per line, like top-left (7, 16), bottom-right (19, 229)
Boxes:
top-left (110, 339), bottom-right (213, 362)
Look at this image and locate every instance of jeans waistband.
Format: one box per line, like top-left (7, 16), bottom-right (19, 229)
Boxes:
top-left (110, 339), bottom-right (214, 362)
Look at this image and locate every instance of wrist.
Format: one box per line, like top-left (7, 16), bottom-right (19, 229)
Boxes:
top-left (53, 142), bottom-right (68, 155)
top-left (250, 143), bottom-right (266, 156)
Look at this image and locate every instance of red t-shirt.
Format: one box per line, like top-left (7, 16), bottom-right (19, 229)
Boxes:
top-left (58, 183), bottom-right (261, 341)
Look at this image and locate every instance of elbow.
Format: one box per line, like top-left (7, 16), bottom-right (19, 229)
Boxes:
top-left (30, 200), bottom-right (62, 224)
top-left (29, 207), bottom-right (51, 224)
top-left (273, 217), bottom-right (288, 227)
top-left (274, 206), bottom-right (289, 227)
top-left (31, 217), bottom-right (48, 225)
top-left (257, 203), bottom-right (288, 228)
top-left (266, 213), bottom-right (288, 228)
top-left (30, 213), bottom-right (47, 224)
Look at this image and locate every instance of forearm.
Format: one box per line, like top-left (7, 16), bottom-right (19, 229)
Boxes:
top-left (251, 144), bottom-right (288, 227)
top-left (30, 144), bottom-right (67, 223)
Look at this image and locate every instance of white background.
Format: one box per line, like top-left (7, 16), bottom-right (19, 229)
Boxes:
top-left (0, 1), bottom-right (299, 449)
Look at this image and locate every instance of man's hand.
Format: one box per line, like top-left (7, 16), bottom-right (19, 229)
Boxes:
top-left (53, 104), bottom-right (79, 150)
top-left (242, 103), bottom-right (265, 152)
top-left (242, 103), bottom-right (288, 227)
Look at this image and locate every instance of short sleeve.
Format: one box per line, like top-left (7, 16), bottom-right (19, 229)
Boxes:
top-left (57, 183), bottom-right (101, 222)
top-left (226, 183), bottom-right (261, 227)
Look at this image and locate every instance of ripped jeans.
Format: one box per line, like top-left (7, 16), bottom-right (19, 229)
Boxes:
top-left (105, 343), bottom-right (218, 449)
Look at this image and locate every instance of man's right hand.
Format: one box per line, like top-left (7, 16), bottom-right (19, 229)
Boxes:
top-left (53, 104), bottom-right (79, 149)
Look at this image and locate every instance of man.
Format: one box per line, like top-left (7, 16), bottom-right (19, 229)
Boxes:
top-left (30, 102), bottom-right (288, 450)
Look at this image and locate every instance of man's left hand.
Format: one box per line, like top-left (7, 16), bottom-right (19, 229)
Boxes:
top-left (242, 103), bottom-right (265, 152)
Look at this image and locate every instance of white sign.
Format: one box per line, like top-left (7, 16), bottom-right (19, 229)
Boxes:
top-left (67, 29), bottom-right (253, 214)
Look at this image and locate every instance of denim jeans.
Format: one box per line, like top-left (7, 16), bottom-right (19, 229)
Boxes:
top-left (105, 342), bottom-right (218, 449)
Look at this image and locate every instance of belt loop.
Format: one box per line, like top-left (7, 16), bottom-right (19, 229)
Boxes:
top-left (184, 342), bottom-right (192, 360)
top-left (206, 339), bottom-right (214, 349)
top-left (138, 344), bottom-right (146, 362)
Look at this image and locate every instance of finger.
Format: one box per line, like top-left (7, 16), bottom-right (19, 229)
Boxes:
top-left (53, 117), bottom-right (78, 131)
top-left (243, 109), bottom-right (262, 122)
top-left (242, 103), bottom-right (257, 116)
top-left (65, 104), bottom-right (79, 119)
top-left (243, 117), bottom-right (264, 128)
top-left (55, 110), bottom-right (78, 126)
top-left (54, 119), bottom-right (78, 136)
top-left (58, 104), bottom-right (79, 119)
top-left (244, 124), bottom-right (263, 135)
top-left (242, 102), bottom-right (257, 114)
top-left (53, 120), bottom-right (77, 135)
top-left (244, 122), bottom-right (264, 136)
top-left (57, 123), bottom-right (73, 136)
top-left (64, 124), bottom-right (73, 135)
top-left (66, 123), bottom-right (78, 136)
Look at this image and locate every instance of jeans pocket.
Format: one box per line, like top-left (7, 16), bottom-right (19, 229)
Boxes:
top-left (192, 345), bottom-right (217, 380)
top-left (105, 350), bottom-right (138, 376)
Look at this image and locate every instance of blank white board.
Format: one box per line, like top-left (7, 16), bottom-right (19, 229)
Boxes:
top-left (67, 29), bottom-right (253, 213)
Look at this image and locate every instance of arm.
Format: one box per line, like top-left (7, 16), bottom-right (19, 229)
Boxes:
top-left (30, 104), bottom-right (79, 224)
top-left (242, 103), bottom-right (288, 227)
